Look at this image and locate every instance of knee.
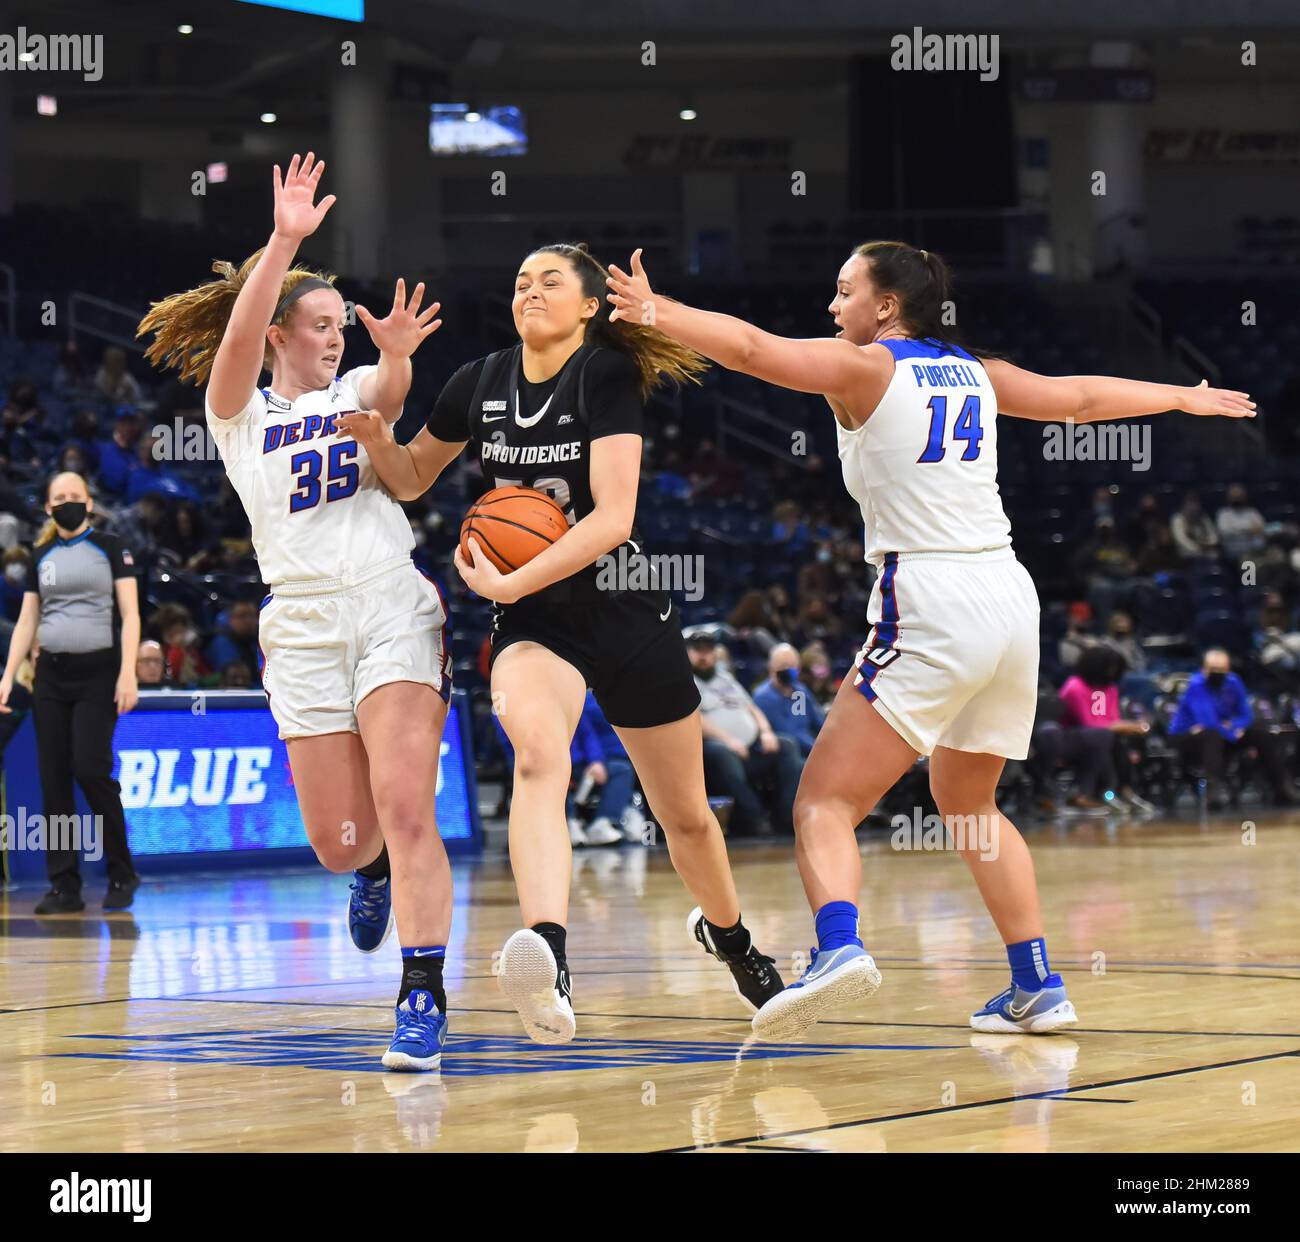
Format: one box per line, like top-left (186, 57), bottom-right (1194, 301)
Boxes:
top-left (371, 795), bottom-right (434, 849)
top-left (657, 802), bottom-right (715, 841)
top-left (510, 734), bottom-right (570, 785)
top-left (309, 832), bottom-right (363, 874)
top-left (792, 786), bottom-right (848, 838)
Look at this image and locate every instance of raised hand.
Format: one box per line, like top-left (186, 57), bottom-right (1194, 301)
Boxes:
top-left (272, 152), bottom-right (336, 242)
top-left (335, 409), bottom-right (394, 450)
top-left (1179, 379), bottom-right (1255, 419)
top-left (605, 248), bottom-right (657, 325)
top-left (356, 279), bottom-right (442, 359)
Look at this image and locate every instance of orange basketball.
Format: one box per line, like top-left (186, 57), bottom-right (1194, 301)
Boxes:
top-left (460, 486), bottom-right (569, 573)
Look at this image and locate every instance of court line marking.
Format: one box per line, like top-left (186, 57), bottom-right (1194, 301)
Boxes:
top-left (5, 994), bottom-right (1299, 1043)
top-left (654, 1047), bottom-right (1300, 1152)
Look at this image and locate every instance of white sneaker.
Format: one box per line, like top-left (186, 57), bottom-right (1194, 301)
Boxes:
top-left (621, 804), bottom-right (649, 843)
top-left (584, 816), bottom-right (622, 846)
top-left (498, 929), bottom-right (576, 1045)
top-left (567, 817), bottom-right (588, 847)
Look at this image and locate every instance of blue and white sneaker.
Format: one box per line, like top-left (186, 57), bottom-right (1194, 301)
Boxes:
top-left (347, 873), bottom-right (393, 953)
top-left (970, 981), bottom-right (1077, 1034)
top-left (751, 944), bottom-right (882, 1042)
top-left (381, 989), bottom-right (447, 1071)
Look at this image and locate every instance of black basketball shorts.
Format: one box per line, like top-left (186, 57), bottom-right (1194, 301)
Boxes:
top-left (489, 588), bottom-right (700, 729)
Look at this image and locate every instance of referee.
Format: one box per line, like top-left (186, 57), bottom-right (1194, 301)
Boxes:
top-left (0, 472), bottom-right (141, 913)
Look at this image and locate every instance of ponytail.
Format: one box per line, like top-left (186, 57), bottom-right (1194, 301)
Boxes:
top-left (527, 242), bottom-right (709, 397)
top-left (137, 249), bottom-right (339, 385)
top-left (850, 240), bottom-right (999, 360)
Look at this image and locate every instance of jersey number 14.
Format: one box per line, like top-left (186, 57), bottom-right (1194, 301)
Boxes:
top-left (918, 394), bottom-right (984, 463)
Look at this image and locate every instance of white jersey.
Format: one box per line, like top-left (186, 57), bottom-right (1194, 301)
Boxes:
top-left (205, 366), bottom-right (414, 587)
top-left (836, 338), bottom-right (1012, 568)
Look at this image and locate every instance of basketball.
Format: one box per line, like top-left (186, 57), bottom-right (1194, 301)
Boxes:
top-left (459, 485), bottom-right (569, 573)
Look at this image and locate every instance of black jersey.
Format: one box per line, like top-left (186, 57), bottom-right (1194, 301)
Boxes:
top-left (426, 341), bottom-right (645, 601)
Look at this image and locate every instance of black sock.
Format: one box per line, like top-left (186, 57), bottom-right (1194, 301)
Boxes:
top-left (531, 922), bottom-right (568, 970)
top-left (705, 914), bottom-right (752, 956)
top-left (399, 952), bottom-right (446, 1012)
top-left (356, 844), bottom-right (389, 881)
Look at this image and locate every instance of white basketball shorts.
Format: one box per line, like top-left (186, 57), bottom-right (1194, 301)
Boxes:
top-left (852, 547), bottom-right (1040, 760)
top-left (257, 556), bottom-right (452, 740)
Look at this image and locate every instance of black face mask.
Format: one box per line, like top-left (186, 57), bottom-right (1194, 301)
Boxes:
top-left (694, 663), bottom-right (717, 681)
top-left (775, 668), bottom-right (795, 688)
top-left (50, 501), bottom-right (87, 532)
top-left (1206, 671), bottom-right (1227, 690)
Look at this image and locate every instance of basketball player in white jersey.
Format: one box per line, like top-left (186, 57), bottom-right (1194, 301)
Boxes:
top-left (606, 240), bottom-right (1254, 1040)
top-left (138, 154), bottom-right (453, 1070)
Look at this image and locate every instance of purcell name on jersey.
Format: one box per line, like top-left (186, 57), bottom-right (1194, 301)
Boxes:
top-left (204, 366), bottom-right (414, 586)
top-left (838, 338), bottom-right (1013, 567)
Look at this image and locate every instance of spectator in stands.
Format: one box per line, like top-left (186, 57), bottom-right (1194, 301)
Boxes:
top-left (1137, 522), bottom-right (1184, 575)
top-left (772, 500), bottom-right (810, 556)
top-left (688, 437), bottom-right (744, 498)
top-left (1216, 483), bottom-right (1267, 563)
top-left (1171, 491), bottom-right (1219, 560)
top-left (1254, 538), bottom-right (1298, 605)
top-left (218, 662), bottom-right (254, 689)
top-left (1058, 647), bottom-right (1155, 815)
top-left (96, 409), bottom-right (144, 496)
top-left (126, 428), bottom-right (200, 504)
top-left (799, 640), bottom-right (836, 707)
top-left (1058, 600), bottom-right (1097, 669)
top-left (204, 599), bottom-right (260, 685)
top-left (1076, 516), bottom-right (1136, 617)
top-left (66, 410), bottom-right (102, 472)
top-left (1101, 609), bottom-right (1145, 673)
top-left (53, 342), bottom-right (92, 400)
top-left (93, 346), bottom-right (143, 408)
top-left (728, 585), bottom-right (796, 652)
top-left (1, 377), bottom-right (54, 469)
top-left (752, 642), bottom-right (824, 757)
top-left (135, 640), bottom-right (166, 688)
top-left (158, 500), bottom-right (207, 567)
top-left (1168, 647), bottom-right (1297, 808)
top-left (111, 492), bottom-right (166, 572)
top-left (2, 547), bottom-right (31, 623)
top-left (1125, 492), bottom-right (1164, 553)
top-left (689, 633), bottom-right (801, 837)
top-left (57, 444), bottom-right (93, 480)
top-left (1255, 591), bottom-right (1300, 691)
top-left (151, 603), bottom-right (210, 688)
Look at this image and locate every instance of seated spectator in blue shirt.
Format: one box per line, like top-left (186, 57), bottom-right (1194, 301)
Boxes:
top-left (126, 428), bottom-right (200, 504)
top-left (752, 643), bottom-right (824, 757)
top-left (1168, 647), bottom-right (1296, 808)
top-left (205, 600), bottom-right (261, 686)
top-left (96, 410), bottom-right (144, 496)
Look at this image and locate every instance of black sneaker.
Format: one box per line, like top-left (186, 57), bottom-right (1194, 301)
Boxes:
top-left (688, 907), bottom-right (785, 1012)
top-left (34, 888), bottom-right (85, 915)
top-left (103, 875), bottom-right (141, 911)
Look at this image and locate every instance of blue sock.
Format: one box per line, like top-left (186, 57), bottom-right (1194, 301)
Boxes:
top-left (1007, 938), bottom-right (1062, 992)
top-left (814, 901), bottom-right (862, 952)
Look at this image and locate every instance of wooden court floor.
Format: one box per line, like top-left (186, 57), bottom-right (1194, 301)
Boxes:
top-left (2, 818), bottom-right (1298, 1153)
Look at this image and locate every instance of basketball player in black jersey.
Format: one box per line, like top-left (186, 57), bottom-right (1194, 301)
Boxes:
top-left (338, 243), bottom-right (782, 1043)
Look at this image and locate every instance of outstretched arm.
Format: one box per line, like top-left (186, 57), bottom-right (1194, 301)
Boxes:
top-left (334, 415), bottom-right (465, 501)
top-left (984, 358), bottom-right (1255, 424)
top-left (606, 249), bottom-right (889, 412)
top-left (356, 279), bottom-right (443, 422)
top-left (208, 153), bottom-right (336, 420)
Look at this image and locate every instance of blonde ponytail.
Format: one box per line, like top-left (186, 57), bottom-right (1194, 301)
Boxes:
top-left (137, 249), bottom-right (338, 385)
